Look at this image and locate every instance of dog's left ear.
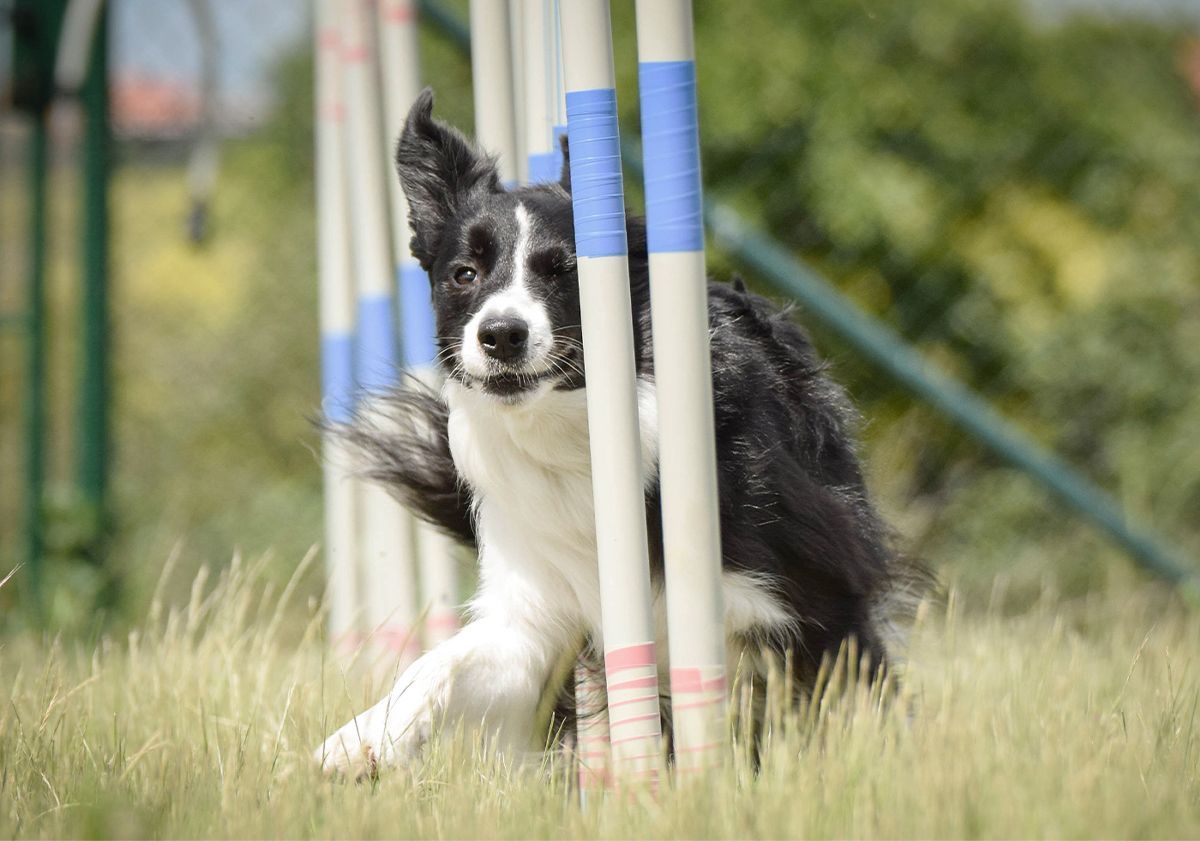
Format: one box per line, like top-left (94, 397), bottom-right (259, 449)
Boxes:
top-left (558, 134), bottom-right (571, 193)
top-left (396, 88), bottom-right (501, 270)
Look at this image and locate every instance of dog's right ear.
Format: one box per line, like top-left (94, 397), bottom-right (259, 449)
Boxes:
top-left (395, 88), bottom-right (501, 270)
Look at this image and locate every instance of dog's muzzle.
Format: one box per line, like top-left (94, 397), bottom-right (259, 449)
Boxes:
top-left (478, 316), bottom-right (529, 364)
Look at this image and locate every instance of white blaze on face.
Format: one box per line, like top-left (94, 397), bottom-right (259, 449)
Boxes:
top-left (460, 203), bottom-right (555, 378)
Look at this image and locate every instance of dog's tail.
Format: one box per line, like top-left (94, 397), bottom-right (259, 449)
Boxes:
top-left (332, 378), bottom-right (476, 547)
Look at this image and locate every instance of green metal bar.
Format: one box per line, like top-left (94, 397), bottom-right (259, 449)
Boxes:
top-left (418, 0), bottom-right (1199, 595)
top-left (25, 110), bottom-right (49, 611)
top-left (418, 0), bottom-right (470, 47)
top-left (701, 204), bottom-right (1199, 597)
top-left (78, 4), bottom-right (111, 560)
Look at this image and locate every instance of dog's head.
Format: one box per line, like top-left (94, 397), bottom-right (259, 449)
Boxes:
top-left (396, 89), bottom-right (583, 405)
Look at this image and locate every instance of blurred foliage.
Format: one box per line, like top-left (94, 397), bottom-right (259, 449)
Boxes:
top-left (665, 0), bottom-right (1200, 599)
top-left (97, 12), bottom-right (480, 622)
top-left (3, 0), bottom-right (1199, 629)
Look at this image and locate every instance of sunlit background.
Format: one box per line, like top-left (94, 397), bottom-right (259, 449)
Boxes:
top-left (2, 0), bottom-right (1199, 633)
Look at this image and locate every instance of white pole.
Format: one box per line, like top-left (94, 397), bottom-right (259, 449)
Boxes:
top-left (375, 0), bottom-right (463, 648)
top-left (315, 0), bottom-right (360, 652)
top-left (469, 0), bottom-right (519, 185)
top-left (376, 0), bottom-right (422, 276)
top-left (508, 0), bottom-right (528, 184)
top-left (550, 0), bottom-right (567, 160)
top-left (519, 0), bottom-right (563, 183)
top-left (341, 0), bottom-right (420, 666)
top-left (559, 0), bottom-right (662, 783)
top-left (574, 661), bottom-right (611, 798)
top-left (634, 0), bottom-right (727, 774)
top-left (416, 510), bottom-right (462, 646)
top-left (519, 0), bottom-right (614, 789)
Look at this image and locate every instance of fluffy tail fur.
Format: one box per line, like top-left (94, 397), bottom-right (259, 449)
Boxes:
top-left (334, 378), bottom-right (476, 547)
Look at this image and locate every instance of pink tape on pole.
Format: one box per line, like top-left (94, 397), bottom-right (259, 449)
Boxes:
top-left (674, 740), bottom-right (725, 755)
top-left (609, 712), bottom-right (661, 729)
top-left (669, 667), bottom-right (728, 694)
top-left (425, 612), bottom-right (460, 633)
top-left (333, 629), bottom-right (363, 657)
top-left (604, 642), bottom-right (656, 671)
top-left (668, 664), bottom-right (727, 772)
top-left (607, 676), bottom-right (658, 692)
top-left (342, 43), bottom-right (368, 63)
top-left (381, 0), bottom-right (415, 23)
top-left (672, 696), bottom-right (726, 712)
top-left (575, 661), bottom-right (611, 795)
top-left (376, 623), bottom-right (420, 656)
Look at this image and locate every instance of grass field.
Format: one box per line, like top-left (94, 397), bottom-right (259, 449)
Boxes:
top-left (2, 555), bottom-right (1198, 840)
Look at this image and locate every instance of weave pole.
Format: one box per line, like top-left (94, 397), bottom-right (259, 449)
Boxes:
top-left (518, 0), bottom-right (567, 183)
top-left (469, 0), bottom-right (519, 184)
top-left (375, 0), bottom-right (463, 649)
top-left (508, 0), bottom-right (528, 184)
top-left (550, 0), bottom-right (567, 175)
top-left (314, 0), bottom-right (359, 651)
top-left (340, 0), bottom-right (419, 665)
top-left (634, 0), bottom-right (727, 774)
top-left (559, 0), bottom-right (663, 784)
top-left (512, 0), bottom-right (614, 790)
top-left (516, 0), bottom-right (544, 180)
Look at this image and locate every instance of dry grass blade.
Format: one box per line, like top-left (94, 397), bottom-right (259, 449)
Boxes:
top-left (0, 565), bottom-right (22, 593)
top-left (1, 560), bottom-right (1198, 839)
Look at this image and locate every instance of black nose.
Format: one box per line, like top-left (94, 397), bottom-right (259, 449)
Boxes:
top-left (478, 317), bottom-right (529, 362)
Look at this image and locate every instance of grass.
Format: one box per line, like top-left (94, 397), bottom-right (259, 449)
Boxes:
top-left (1, 554), bottom-right (1198, 840)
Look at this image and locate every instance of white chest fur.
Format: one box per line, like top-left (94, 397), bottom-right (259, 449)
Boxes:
top-left (444, 378), bottom-right (659, 637)
top-left (316, 376), bottom-right (795, 776)
top-left (442, 376), bottom-right (794, 655)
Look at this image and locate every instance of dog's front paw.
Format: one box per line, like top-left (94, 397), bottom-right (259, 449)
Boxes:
top-left (314, 656), bottom-right (446, 779)
top-left (314, 719), bottom-right (382, 781)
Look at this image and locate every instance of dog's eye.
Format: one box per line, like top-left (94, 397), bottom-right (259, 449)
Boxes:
top-left (453, 266), bottom-right (478, 286)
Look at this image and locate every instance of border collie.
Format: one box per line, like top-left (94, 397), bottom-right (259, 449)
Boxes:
top-left (316, 90), bottom-right (922, 777)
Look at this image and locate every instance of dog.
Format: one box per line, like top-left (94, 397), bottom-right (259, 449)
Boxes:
top-left (315, 89), bottom-right (922, 777)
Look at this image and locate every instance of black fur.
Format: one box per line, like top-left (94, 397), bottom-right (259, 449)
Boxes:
top-left (353, 89), bottom-right (923, 699)
top-left (342, 379), bottom-right (475, 544)
top-left (398, 89), bottom-right (503, 271)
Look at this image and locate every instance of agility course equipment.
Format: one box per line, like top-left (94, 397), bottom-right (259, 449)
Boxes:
top-left (633, 0), bottom-right (727, 773)
top-left (413, 0), bottom-right (1199, 597)
top-left (339, 0), bottom-right (421, 663)
top-left (468, 0), bottom-right (520, 185)
top-left (310, 0), bottom-right (1200, 798)
top-left (517, 0), bottom-right (567, 183)
top-left (559, 0), bottom-right (666, 783)
top-left (314, 0), bottom-right (359, 647)
top-left (376, 0), bottom-right (462, 648)
top-left (507, 0), bottom-right (614, 792)
top-left (316, 0), bottom-right (470, 659)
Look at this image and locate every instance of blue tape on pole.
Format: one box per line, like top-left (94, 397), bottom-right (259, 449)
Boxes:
top-left (398, 263), bottom-right (438, 367)
top-left (565, 88), bottom-right (627, 258)
top-left (638, 61), bottom-right (705, 254)
top-left (356, 294), bottom-right (399, 393)
top-left (320, 332), bottom-right (355, 423)
top-left (528, 152), bottom-right (559, 183)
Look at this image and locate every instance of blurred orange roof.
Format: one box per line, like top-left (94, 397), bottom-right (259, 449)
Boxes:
top-left (112, 75), bottom-right (201, 139)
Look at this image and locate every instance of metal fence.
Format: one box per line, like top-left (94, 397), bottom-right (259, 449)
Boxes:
top-left (2, 0), bottom-right (1198, 629)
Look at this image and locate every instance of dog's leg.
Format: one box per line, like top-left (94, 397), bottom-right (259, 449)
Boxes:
top-left (314, 616), bottom-right (557, 777)
top-left (314, 525), bottom-right (572, 778)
